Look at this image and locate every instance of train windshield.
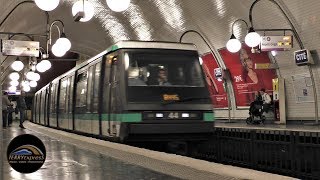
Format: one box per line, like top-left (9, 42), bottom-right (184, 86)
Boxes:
top-left (126, 50), bottom-right (204, 87)
top-left (125, 49), bottom-right (210, 104)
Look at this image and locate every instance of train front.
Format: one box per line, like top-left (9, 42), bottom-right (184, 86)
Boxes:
top-left (119, 44), bottom-right (214, 141)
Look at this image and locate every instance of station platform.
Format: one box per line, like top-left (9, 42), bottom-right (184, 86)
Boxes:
top-left (1, 121), bottom-right (295, 180)
top-left (215, 120), bottom-right (320, 132)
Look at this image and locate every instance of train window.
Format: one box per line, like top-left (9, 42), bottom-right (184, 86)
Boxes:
top-left (59, 79), bottom-right (68, 113)
top-left (86, 66), bottom-right (94, 112)
top-left (92, 62), bottom-right (101, 112)
top-left (50, 84), bottom-right (58, 114)
top-left (76, 71), bottom-right (88, 108)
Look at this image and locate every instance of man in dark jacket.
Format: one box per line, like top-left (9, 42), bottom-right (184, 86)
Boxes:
top-left (2, 92), bottom-right (12, 128)
top-left (16, 92), bottom-right (27, 129)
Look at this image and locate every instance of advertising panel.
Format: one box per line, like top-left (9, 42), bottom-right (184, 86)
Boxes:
top-left (202, 53), bottom-right (228, 108)
top-left (219, 45), bottom-right (276, 107)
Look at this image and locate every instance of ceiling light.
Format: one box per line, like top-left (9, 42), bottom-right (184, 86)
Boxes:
top-left (30, 81), bottom-right (37, 88)
top-left (72, 0), bottom-right (95, 22)
top-left (10, 80), bottom-right (19, 87)
top-left (55, 33), bottom-right (71, 52)
top-left (11, 60), bottom-right (24, 71)
top-left (35, 0), bottom-right (60, 11)
top-left (23, 85), bottom-right (31, 92)
top-left (9, 72), bottom-right (20, 81)
top-left (9, 86), bottom-right (17, 92)
top-left (226, 34), bottom-right (242, 53)
top-left (245, 27), bottom-right (261, 47)
top-left (106, 0), bottom-right (131, 12)
top-left (52, 43), bottom-right (66, 57)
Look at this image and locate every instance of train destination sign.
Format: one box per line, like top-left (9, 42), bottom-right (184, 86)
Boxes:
top-left (260, 36), bottom-right (292, 51)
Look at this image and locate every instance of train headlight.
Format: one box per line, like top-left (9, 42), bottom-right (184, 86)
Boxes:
top-left (182, 113), bottom-right (190, 118)
top-left (156, 113), bottom-right (164, 118)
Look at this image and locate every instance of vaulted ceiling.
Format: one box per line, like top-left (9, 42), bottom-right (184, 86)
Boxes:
top-left (1, 0), bottom-right (320, 92)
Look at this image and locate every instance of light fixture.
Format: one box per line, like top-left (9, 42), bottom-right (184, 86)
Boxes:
top-left (23, 85), bottom-right (31, 92)
top-left (51, 43), bottom-right (66, 57)
top-left (271, 50), bottom-right (277, 57)
top-left (226, 19), bottom-right (248, 53)
top-left (30, 81), bottom-right (37, 88)
top-left (226, 34), bottom-right (241, 53)
top-left (245, 27), bottom-right (261, 47)
top-left (11, 59), bottom-right (24, 72)
top-left (10, 80), bottom-right (19, 87)
top-left (35, 0), bottom-right (60, 11)
top-left (106, 0), bottom-right (131, 12)
top-left (49, 20), bottom-right (72, 57)
top-left (33, 72), bottom-right (41, 81)
top-left (21, 81), bottom-right (30, 87)
top-left (9, 72), bottom-right (20, 81)
top-left (72, 0), bottom-right (94, 22)
top-left (36, 60), bottom-right (52, 72)
top-left (9, 86), bottom-right (17, 92)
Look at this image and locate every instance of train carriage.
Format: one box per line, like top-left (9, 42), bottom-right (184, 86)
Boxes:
top-left (33, 41), bottom-right (214, 142)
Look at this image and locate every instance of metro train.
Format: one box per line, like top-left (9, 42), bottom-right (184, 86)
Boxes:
top-left (32, 41), bottom-right (214, 142)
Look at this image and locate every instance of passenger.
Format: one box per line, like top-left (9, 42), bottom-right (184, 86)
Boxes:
top-left (16, 92), bottom-right (27, 129)
top-left (157, 69), bottom-right (171, 86)
top-left (2, 92), bottom-right (12, 129)
top-left (259, 88), bottom-right (271, 113)
top-left (128, 67), bottom-right (146, 86)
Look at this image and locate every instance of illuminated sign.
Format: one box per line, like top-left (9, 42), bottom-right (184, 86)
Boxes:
top-left (163, 94), bottom-right (180, 101)
top-left (294, 49), bottom-right (314, 66)
top-left (1, 40), bottom-right (40, 57)
top-left (260, 36), bottom-right (292, 51)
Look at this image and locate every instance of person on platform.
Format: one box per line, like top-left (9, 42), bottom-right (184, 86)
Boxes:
top-left (16, 92), bottom-right (27, 129)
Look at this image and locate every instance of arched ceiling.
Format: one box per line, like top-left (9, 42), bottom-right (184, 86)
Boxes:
top-left (1, 0), bottom-right (320, 92)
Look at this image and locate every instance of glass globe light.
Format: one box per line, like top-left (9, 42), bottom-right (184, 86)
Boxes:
top-left (9, 86), bottom-right (17, 92)
top-left (271, 50), bottom-right (277, 57)
top-left (30, 81), bottom-right (37, 88)
top-left (72, 1), bottom-right (95, 22)
top-left (36, 62), bottom-right (46, 73)
top-left (245, 27), bottom-right (261, 47)
top-left (26, 71), bottom-right (35, 81)
top-left (21, 81), bottom-right (30, 87)
top-left (10, 80), bottom-right (19, 87)
top-left (42, 60), bottom-right (52, 71)
top-left (106, 0), bottom-right (131, 12)
top-left (226, 34), bottom-right (241, 53)
top-left (23, 85), bottom-right (31, 92)
top-left (9, 72), bottom-right (20, 81)
top-left (11, 61), bottom-right (24, 71)
top-left (52, 43), bottom-right (66, 57)
top-left (33, 72), bottom-right (41, 81)
top-left (35, 0), bottom-right (60, 11)
top-left (55, 33), bottom-right (71, 52)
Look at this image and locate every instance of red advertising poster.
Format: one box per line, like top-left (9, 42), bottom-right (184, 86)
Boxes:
top-left (219, 45), bottom-right (276, 107)
top-left (202, 53), bottom-right (228, 108)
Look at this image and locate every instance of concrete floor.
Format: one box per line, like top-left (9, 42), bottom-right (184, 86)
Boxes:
top-left (1, 122), bottom-right (179, 180)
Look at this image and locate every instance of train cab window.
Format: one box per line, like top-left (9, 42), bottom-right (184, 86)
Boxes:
top-left (126, 51), bottom-right (205, 87)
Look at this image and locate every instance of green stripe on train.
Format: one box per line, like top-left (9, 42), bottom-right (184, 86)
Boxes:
top-left (73, 113), bottom-right (142, 122)
top-left (204, 112), bottom-right (215, 121)
top-left (72, 112), bottom-right (214, 122)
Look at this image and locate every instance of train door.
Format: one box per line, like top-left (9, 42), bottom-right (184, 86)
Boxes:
top-left (45, 86), bottom-right (50, 126)
top-left (108, 56), bottom-right (121, 136)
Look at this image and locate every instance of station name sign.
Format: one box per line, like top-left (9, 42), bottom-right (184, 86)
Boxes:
top-left (260, 36), bottom-right (293, 51)
top-left (294, 49), bottom-right (314, 66)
